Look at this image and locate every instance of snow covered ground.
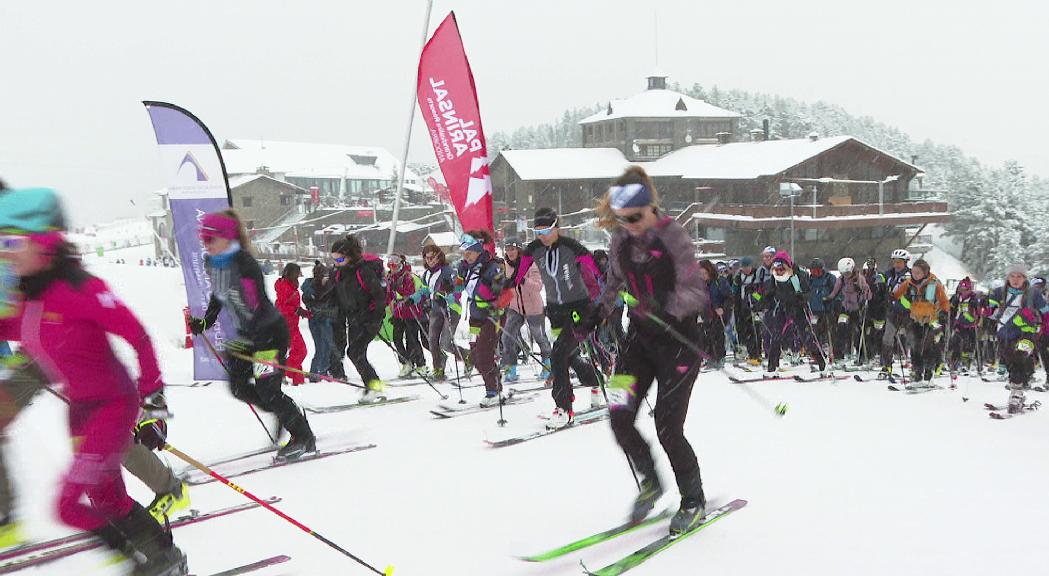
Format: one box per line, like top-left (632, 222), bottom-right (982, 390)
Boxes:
top-left (7, 244), bottom-right (1049, 575)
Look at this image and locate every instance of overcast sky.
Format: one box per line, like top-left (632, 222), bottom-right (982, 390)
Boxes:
top-left (1, 0), bottom-right (1046, 225)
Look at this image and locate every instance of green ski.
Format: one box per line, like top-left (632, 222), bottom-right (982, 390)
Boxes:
top-left (581, 499), bottom-right (747, 576)
top-left (519, 510), bottom-right (673, 562)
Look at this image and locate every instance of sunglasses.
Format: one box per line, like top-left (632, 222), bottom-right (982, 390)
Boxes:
top-left (772, 265), bottom-right (788, 273)
top-left (0, 235), bottom-right (29, 252)
top-left (534, 226), bottom-right (555, 236)
top-left (334, 256), bottom-right (346, 264)
top-left (614, 212), bottom-right (645, 225)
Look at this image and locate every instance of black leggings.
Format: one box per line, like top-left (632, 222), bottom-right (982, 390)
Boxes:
top-left (226, 326), bottom-right (308, 438)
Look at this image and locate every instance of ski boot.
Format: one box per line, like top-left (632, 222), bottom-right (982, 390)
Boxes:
top-left (629, 473), bottom-right (664, 524)
top-left (412, 365), bottom-right (430, 378)
top-left (277, 433), bottom-right (317, 461)
top-left (147, 482), bottom-right (191, 523)
top-left (669, 474), bottom-right (706, 536)
top-left (432, 368), bottom-right (447, 382)
top-left (503, 364), bottom-right (519, 383)
top-left (397, 362), bottom-right (413, 378)
top-left (877, 365), bottom-right (892, 381)
top-left (747, 357), bottom-right (761, 367)
top-left (1008, 388), bottom-right (1026, 415)
top-left (479, 391), bottom-right (501, 408)
top-left (0, 516), bottom-right (24, 549)
top-left (589, 387), bottom-right (606, 409)
top-left (96, 503), bottom-right (188, 576)
top-left (359, 380), bottom-right (387, 404)
top-left (539, 360), bottom-right (552, 385)
top-left (544, 407), bottom-right (573, 430)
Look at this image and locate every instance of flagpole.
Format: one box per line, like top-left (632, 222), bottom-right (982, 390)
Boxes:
top-left (387, 0), bottom-right (435, 255)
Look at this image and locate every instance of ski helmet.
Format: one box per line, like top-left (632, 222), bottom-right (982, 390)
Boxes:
top-left (762, 246), bottom-right (777, 256)
top-left (890, 249), bottom-right (910, 262)
top-left (0, 188), bottom-right (67, 234)
top-left (809, 258), bottom-right (825, 270)
top-left (958, 277), bottom-right (973, 292)
top-left (838, 257), bottom-right (856, 274)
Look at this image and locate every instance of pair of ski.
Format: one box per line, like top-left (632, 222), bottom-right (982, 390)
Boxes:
top-left (984, 401), bottom-right (1041, 419)
top-left (0, 499), bottom-right (279, 573)
top-left (520, 499), bottom-right (747, 575)
top-left (302, 394), bottom-right (419, 414)
top-left (429, 391), bottom-right (537, 419)
top-left (191, 555), bottom-right (290, 576)
top-left (484, 407), bottom-right (609, 448)
top-left (180, 442), bottom-right (377, 486)
top-left (730, 372), bottom-right (845, 383)
top-left (887, 383), bottom-right (945, 394)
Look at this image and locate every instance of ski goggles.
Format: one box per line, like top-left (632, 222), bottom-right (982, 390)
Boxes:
top-left (0, 235), bottom-right (30, 252)
top-left (533, 225), bottom-right (556, 236)
top-left (333, 256), bottom-right (346, 264)
top-left (614, 212), bottom-right (645, 225)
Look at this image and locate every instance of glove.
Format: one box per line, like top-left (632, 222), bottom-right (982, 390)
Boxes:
top-left (224, 338), bottom-right (254, 356)
top-left (188, 316), bottom-right (208, 335)
top-left (297, 308), bottom-right (313, 319)
top-left (134, 417), bottom-right (168, 451)
top-left (573, 307), bottom-right (603, 339)
top-left (410, 287), bottom-right (430, 304)
top-left (140, 390), bottom-right (172, 421)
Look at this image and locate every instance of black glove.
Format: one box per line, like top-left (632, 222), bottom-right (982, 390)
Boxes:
top-left (188, 316), bottom-right (208, 335)
top-left (573, 306), bottom-right (604, 338)
top-left (134, 417), bottom-right (168, 451)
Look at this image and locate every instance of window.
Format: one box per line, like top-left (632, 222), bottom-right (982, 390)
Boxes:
top-left (637, 121), bottom-right (673, 139)
top-left (241, 196), bottom-right (253, 208)
top-left (638, 144), bottom-right (672, 158)
top-left (280, 195), bottom-right (291, 206)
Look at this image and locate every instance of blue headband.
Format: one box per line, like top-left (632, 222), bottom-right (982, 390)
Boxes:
top-left (459, 233), bottom-right (484, 253)
top-left (609, 183), bottom-right (652, 210)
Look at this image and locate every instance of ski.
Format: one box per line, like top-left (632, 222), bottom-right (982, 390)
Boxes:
top-left (184, 444), bottom-right (377, 486)
top-left (537, 406), bottom-right (606, 420)
top-left (887, 385), bottom-right (901, 391)
top-left (303, 395), bottom-right (419, 414)
top-left (728, 372), bottom-right (794, 383)
top-left (430, 393), bottom-right (537, 419)
top-left (904, 384), bottom-right (945, 394)
top-left (518, 509), bottom-right (673, 563)
top-left (0, 499), bottom-right (280, 571)
top-left (486, 409), bottom-right (609, 448)
top-left (580, 499), bottom-right (748, 576)
top-left (853, 373), bottom-right (888, 382)
top-left (981, 375), bottom-right (1008, 383)
top-left (195, 555), bottom-right (291, 576)
top-left (793, 373), bottom-right (848, 382)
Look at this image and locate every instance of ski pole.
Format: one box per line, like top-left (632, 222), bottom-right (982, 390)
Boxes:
top-left (164, 442), bottom-right (394, 576)
top-left (224, 348), bottom-right (368, 390)
top-left (374, 336), bottom-right (448, 400)
top-left (198, 336), bottom-right (277, 446)
top-left (581, 337), bottom-right (641, 491)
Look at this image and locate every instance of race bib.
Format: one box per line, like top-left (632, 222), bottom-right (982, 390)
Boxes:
top-left (1017, 339), bottom-right (1035, 354)
top-left (873, 320), bottom-right (885, 329)
top-left (838, 314), bottom-right (849, 324)
top-left (253, 350), bottom-right (278, 379)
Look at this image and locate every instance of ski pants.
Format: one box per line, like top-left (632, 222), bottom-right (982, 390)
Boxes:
top-left (345, 317), bottom-right (382, 385)
top-left (60, 398), bottom-right (138, 532)
top-left (1000, 335), bottom-right (1036, 388)
top-left (832, 309), bottom-right (863, 361)
top-left (881, 312), bottom-right (910, 368)
top-left (767, 309), bottom-right (825, 372)
top-left (307, 314), bottom-right (333, 376)
top-left (427, 307), bottom-right (459, 373)
top-left (609, 321), bottom-right (703, 502)
top-left (0, 360), bottom-right (178, 521)
top-left (734, 305), bottom-right (763, 361)
top-left (861, 316), bottom-right (885, 364)
top-left (499, 308), bottom-right (552, 368)
top-left (701, 314), bottom-right (726, 363)
top-left (227, 326), bottom-right (310, 439)
top-left (811, 309), bottom-right (833, 356)
top-left (283, 316), bottom-right (307, 385)
top-left (547, 301), bottom-right (599, 412)
top-left (391, 317), bottom-right (425, 368)
top-left (948, 327), bottom-right (977, 369)
top-left (469, 319), bottom-right (500, 394)
top-left (908, 322), bottom-right (944, 379)
top-left (330, 312), bottom-right (348, 378)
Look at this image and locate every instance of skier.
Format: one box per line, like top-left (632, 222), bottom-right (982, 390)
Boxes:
top-left (583, 165), bottom-right (709, 535)
top-left (0, 187), bottom-right (187, 575)
top-left (512, 208), bottom-right (601, 429)
top-left (499, 238), bottom-right (552, 383)
top-left (826, 257), bottom-right (871, 366)
top-left (758, 251), bottom-right (828, 377)
top-left (732, 256), bottom-right (764, 366)
top-left (880, 249), bottom-right (912, 378)
top-left (329, 234), bottom-right (387, 403)
top-left (698, 259), bottom-right (730, 370)
top-left (891, 259), bottom-right (949, 384)
top-left (453, 231), bottom-right (506, 406)
top-left (418, 245), bottom-right (457, 382)
top-left (861, 258), bottom-right (888, 366)
top-left (947, 277), bottom-right (980, 375)
top-left (274, 263), bottom-right (308, 385)
top-left (806, 258), bottom-right (836, 358)
top-left (190, 210), bottom-right (316, 458)
top-left (592, 248), bottom-right (625, 376)
top-left (386, 254), bottom-right (426, 378)
top-left (301, 262), bottom-right (337, 381)
top-left (985, 263), bottom-right (1049, 413)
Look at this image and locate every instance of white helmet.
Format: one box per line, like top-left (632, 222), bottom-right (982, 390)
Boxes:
top-left (838, 257), bottom-right (855, 274)
top-left (762, 246), bottom-right (777, 256)
top-left (890, 249), bottom-right (910, 261)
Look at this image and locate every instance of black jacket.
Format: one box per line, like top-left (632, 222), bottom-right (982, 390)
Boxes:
top-left (333, 253), bottom-right (386, 323)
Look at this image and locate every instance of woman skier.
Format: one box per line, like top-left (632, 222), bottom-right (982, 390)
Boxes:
top-left (985, 263), bottom-right (1049, 413)
top-left (891, 258), bottom-right (949, 384)
top-left (418, 245), bottom-right (457, 382)
top-left (453, 231), bottom-right (506, 406)
top-left (274, 262), bottom-right (308, 385)
top-left (386, 254), bottom-right (426, 378)
top-left (329, 234), bottom-right (387, 403)
top-left (759, 251), bottom-right (828, 377)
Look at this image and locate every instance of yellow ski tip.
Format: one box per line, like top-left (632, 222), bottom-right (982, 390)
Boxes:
top-left (383, 565), bottom-right (395, 575)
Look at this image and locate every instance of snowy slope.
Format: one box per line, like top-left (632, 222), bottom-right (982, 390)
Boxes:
top-left (7, 245), bottom-right (1049, 575)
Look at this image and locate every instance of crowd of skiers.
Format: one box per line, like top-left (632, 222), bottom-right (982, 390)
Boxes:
top-left (2, 164), bottom-right (1049, 575)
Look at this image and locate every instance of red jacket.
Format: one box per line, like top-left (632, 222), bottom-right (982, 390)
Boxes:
top-left (386, 266), bottom-right (423, 320)
top-left (274, 277), bottom-right (302, 322)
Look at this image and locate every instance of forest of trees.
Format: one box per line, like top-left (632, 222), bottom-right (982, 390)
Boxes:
top-left (487, 83), bottom-right (1049, 281)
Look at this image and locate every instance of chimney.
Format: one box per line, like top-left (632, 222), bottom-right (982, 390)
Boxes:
top-left (808, 132), bottom-right (820, 142)
top-left (910, 155), bottom-right (919, 165)
top-left (646, 71), bottom-right (668, 90)
top-left (762, 119), bottom-right (770, 140)
top-left (716, 132), bottom-right (733, 145)
top-left (749, 128), bottom-right (766, 142)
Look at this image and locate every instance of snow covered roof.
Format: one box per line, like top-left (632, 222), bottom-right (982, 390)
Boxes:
top-left (222, 139), bottom-right (422, 186)
top-left (499, 136), bottom-right (919, 182)
top-left (498, 148), bottom-right (631, 181)
top-left (579, 89), bottom-right (740, 125)
top-left (227, 173), bottom-right (306, 192)
top-left (425, 232), bottom-right (459, 247)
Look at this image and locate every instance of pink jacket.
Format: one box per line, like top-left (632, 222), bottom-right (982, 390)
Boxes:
top-left (0, 276), bottom-right (162, 402)
top-left (507, 263), bottom-right (545, 316)
top-left (386, 267), bottom-right (423, 320)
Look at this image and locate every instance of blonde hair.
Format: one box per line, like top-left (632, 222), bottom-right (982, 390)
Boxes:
top-left (595, 166), bottom-right (660, 231)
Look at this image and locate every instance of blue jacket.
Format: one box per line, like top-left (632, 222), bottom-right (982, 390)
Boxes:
top-left (807, 271), bottom-right (836, 313)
